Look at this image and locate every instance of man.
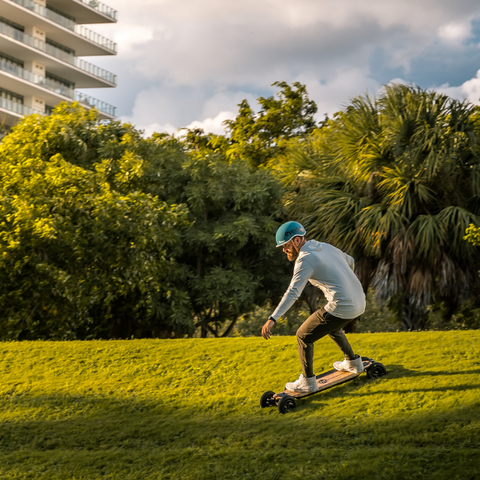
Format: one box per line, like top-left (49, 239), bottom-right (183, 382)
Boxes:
top-left (262, 221), bottom-right (366, 393)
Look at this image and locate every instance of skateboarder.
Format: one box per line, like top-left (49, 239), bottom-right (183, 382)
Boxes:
top-left (261, 221), bottom-right (366, 393)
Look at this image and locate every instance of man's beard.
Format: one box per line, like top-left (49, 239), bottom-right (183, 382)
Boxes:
top-left (287, 251), bottom-right (299, 262)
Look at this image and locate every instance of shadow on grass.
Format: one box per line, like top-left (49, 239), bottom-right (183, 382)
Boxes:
top-left (385, 365), bottom-right (480, 378)
top-left (0, 389), bottom-right (479, 479)
top-left (289, 364), bottom-right (480, 413)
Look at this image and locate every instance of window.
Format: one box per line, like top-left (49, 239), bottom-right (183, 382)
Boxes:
top-left (0, 88), bottom-right (23, 105)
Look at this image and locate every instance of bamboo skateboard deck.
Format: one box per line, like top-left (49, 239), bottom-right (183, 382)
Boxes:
top-left (260, 357), bottom-right (387, 413)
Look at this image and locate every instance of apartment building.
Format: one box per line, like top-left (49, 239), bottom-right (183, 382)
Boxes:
top-left (0, 0), bottom-right (117, 136)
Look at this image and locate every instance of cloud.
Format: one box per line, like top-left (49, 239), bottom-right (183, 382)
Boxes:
top-left (462, 71), bottom-right (480, 103)
top-left (122, 86), bottom-right (258, 135)
top-left (127, 85), bottom-right (207, 127)
top-left (132, 121), bottom-right (177, 138)
top-left (185, 111), bottom-right (235, 135)
top-left (100, 0), bottom-right (480, 86)
top-left (438, 21), bottom-right (473, 44)
top-left (87, 0), bottom-right (480, 131)
top-left (295, 69), bottom-right (382, 119)
top-left (199, 90), bottom-right (257, 119)
top-left (436, 69), bottom-right (480, 105)
top-left (131, 6), bottom-right (390, 87)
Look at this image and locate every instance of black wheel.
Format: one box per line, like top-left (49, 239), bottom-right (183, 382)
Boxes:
top-left (278, 395), bottom-right (297, 414)
top-left (260, 391), bottom-right (276, 408)
top-left (366, 362), bottom-right (387, 379)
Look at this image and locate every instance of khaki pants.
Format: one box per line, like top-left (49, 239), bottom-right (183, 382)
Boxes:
top-left (296, 307), bottom-right (356, 378)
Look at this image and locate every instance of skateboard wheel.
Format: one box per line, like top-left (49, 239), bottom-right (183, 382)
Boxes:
top-left (278, 395), bottom-right (297, 414)
top-left (366, 362), bottom-right (387, 379)
top-left (260, 391), bottom-right (276, 408)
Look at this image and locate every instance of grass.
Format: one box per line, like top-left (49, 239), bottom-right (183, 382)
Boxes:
top-left (1, 331), bottom-right (479, 479)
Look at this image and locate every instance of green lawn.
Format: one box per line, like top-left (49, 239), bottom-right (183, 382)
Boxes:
top-left (1, 331), bottom-right (479, 479)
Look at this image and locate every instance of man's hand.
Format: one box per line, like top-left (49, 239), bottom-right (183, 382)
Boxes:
top-left (262, 319), bottom-right (275, 340)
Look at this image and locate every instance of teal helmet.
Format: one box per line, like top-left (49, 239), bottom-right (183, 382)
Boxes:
top-left (276, 221), bottom-right (306, 247)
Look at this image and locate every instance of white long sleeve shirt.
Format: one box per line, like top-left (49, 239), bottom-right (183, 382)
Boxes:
top-left (271, 240), bottom-right (366, 320)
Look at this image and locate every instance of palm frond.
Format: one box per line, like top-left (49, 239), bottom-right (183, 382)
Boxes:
top-left (356, 204), bottom-right (405, 256)
top-left (437, 206), bottom-right (480, 252)
top-left (378, 166), bottom-right (435, 218)
top-left (407, 214), bottom-right (446, 261)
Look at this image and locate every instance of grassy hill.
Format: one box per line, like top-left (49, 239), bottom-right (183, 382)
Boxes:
top-left (1, 331), bottom-right (479, 479)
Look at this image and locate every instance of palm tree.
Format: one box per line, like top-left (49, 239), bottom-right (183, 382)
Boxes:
top-left (279, 84), bottom-right (480, 330)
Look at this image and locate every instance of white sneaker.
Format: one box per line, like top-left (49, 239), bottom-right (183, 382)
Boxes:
top-left (333, 355), bottom-right (364, 374)
top-left (285, 374), bottom-right (318, 393)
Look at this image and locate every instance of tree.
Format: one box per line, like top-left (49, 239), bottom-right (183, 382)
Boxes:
top-left (465, 223), bottom-right (480, 278)
top-left (465, 224), bottom-right (480, 248)
top-left (279, 84), bottom-right (480, 330)
top-left (0, 103), bottom-right (289, 339)
top-left (222, 81), bottom-right (318, 167)
top-left (142, 133), bottom-right (289, 337)
top-left (0, 107), bottom-right (191, 339)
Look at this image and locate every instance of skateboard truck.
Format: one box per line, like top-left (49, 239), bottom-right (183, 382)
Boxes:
top-left (260, 357), bottom-right (387, 414)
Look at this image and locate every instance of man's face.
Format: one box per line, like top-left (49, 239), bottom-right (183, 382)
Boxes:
top-left (282, 237), bottom-right (300, 262)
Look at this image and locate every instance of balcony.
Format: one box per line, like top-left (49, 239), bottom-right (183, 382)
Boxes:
top-left (76, 0), bottom-right (117, 22)
top-left (45, 0), bottom-right (118, 24)
top-left (3, 0), bottom-right (117, 55)
top-left (0, 94), bottom-right (43, 117)
top-left (1, 57), bottom-right (116, 117)
top-left (0, 21), bottom-right (117, 86)
top-left (74, 91), bottom-right (115, 117)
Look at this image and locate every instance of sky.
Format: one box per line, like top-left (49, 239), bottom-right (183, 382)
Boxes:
top-left (81, 0), bottom-right (480, 137)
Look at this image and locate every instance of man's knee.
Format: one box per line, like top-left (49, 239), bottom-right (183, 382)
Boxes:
top-left (296, 325), bottom-right (308, 344)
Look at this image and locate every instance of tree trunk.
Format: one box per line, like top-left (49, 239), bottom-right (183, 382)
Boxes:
top-left (206, 324), bottom-right (219, 337)
top-left (221, 315), bottom-right (239, 337)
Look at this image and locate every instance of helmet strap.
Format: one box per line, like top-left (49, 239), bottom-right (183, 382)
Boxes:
top-left (292, 236), bottom-right (305, 255)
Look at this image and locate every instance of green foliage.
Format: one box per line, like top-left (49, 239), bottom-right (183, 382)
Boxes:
top-left (145, 143), bottom-right (288, 337)
top-left (465, 223), bottom-right (480, 246)
top-left (222, 81), bottom-right (318, 167)
top-left (0, 108), bottom-right (191, 340)
top-left (1, 333), bottom-right (480, 478)
top-left (279, 84), bottom-right (480, 330)
top-left (0, 103), bottom-right (288, 339)
top-left (464, 222), bottom-right (480, 281)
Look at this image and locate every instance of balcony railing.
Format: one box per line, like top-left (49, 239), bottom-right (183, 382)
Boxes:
top-left (74, 91), bottom-right (115, 116)
top-left (7, 0), bottom-right (117, 53)
top-left (0, 21), bottom-right (117, 85)
top-left (1, 57), bottom-right (72, 96)
top-left (0, 58), bottom-right (116, 116)
top-left (76, 0), bottom-right (118, 22)
top-left (0, 95), bottom-right (44, 116)
top-left (75, 25), bottom-right (117, 53)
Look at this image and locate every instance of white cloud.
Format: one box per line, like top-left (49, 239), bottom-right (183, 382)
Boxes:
top-left (199, 90), bottom-right (257, 119)
top-left (102, 0), bottom-right (480, 87)
top-left (461, 72), bottom-right (480, 104)
top-left (290, 69), bottom-right (382, 120)
top-left (185, 111), bottom-right (235, 135)
top-left (117, 116), bottom-right (177, 137)
top-left (437, 70), bottom-right (480, 105)
top-left (113, 27), bottom-right (155, 56)
top-left (438, 21), bottom-right (473, 43)
top-left (87, 0), bottom-right (480, 131)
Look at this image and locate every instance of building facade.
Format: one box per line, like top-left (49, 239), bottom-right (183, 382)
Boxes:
top-left (0, 0), bottom-right (117, 135)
